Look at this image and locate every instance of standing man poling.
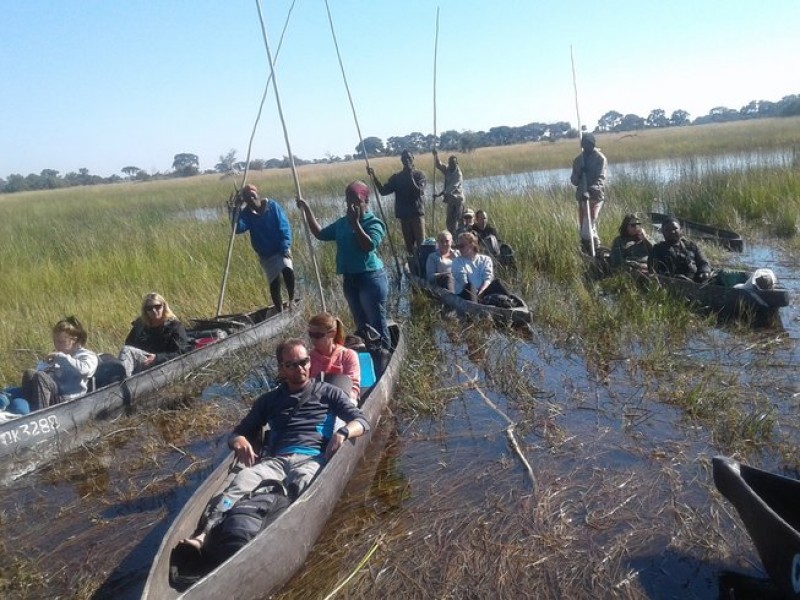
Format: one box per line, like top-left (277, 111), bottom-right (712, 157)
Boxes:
top-left (367, 149), bottom-right (427, 257)
top-left (570, 132), bottom-right (607, 253)
top-left (432, 150), bottom-right (464, 236)
top-left (234, 184), bottom-right (295, 311)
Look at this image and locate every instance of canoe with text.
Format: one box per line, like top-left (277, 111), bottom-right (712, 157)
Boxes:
top-left (650, 212), bottom-right (744, 252)
top-left (0, 300), bottom-right (303, 486)
top-left (142, 322), bottom-right (405, 599)
top-left (713, 456), bottom-right (800, 598)
top-left (407, 272), bottom-right (532, 326)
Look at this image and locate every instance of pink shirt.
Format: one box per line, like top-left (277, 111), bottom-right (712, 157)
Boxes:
top-left (309, 344), bottom-right (360, 400)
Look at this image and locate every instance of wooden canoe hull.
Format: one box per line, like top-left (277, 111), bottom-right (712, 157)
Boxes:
top-left (650, 212), bottom-right (744, 252)
top-left (639, 271), bottom-right (789, 322)
top-left (407, 272), bottom-right (532, 326)
top-left (713, 456), bottom-right (800, 598)
top-left (0, 300), bottom-right (303, 485)
top-left (142, 323), bottom-right (406, 600)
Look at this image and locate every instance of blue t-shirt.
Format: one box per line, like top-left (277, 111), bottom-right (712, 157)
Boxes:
top-left (318, 212), bottom-right (386, 274)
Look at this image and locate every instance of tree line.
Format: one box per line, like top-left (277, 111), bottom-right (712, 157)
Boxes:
top-left (2, 93), bottom-right (798, 195)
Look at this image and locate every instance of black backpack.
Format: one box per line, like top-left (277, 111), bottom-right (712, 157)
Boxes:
top-left (202, 480), bottom-right (290, 567)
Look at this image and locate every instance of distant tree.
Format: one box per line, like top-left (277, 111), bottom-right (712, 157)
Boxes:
top-left (356, 136), bottom-right (385, 158)
top-left (250, 159), bottom-right (266, 171)
top-left (670, 109), bottom-right (691, 126)
top-left (172, 153), bottom-right (199, 177)
top-left (617, 113), bottom-right (645, 132)
top-left (121, 166), bottom-right (141, 179)
top-left (646, 109), bottom-right (669, 128)
top-left (3, 173), bottom-right (28, 193)
top-left (215, 149), bottom-right (237, 173)
top-left (458, 131), bottom-right (479, 153)
top-left (437, 130), bottom-right (460, 151)
top-left (777, 94), bottom-right (800, 117)
top-left (597, 111), bottom-right (623, 132)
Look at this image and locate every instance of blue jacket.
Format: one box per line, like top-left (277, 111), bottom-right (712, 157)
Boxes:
top-left (235, 199), bottom-right (292, 257)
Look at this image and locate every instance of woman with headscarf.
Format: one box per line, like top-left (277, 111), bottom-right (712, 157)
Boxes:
top-left (296, 181), bottom-right (391, 350)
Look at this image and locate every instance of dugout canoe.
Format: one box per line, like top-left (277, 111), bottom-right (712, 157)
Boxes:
top-left (0, 300), bottom-right (303, 486)
top-left (142, 322), bottom-right (405, 599)
top-left (650, 212), bottom-right (744, 252)
top-left (407, 271), bottom-right (532, 326)
top-left (636, 270), bottom-right (789, 323)
top-left (713, 456), bottom-right (800, 598)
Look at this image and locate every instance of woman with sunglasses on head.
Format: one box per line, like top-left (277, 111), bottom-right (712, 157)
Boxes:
top-left (20, 316), bottom-right (98, 412)
top-left (307, 313), bottom-right (360, 403)
top-left (118, 292), bottom-right (192, 377)
top-left (451, 231), bottom-right (512, 302)
top-left (610, 213), bottom-right (653, 272)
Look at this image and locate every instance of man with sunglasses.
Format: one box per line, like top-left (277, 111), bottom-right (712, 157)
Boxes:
top-left (181, 338), bottom-right (368, 552)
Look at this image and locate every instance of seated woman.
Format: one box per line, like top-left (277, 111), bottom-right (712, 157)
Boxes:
top-left (610, 214), bottom-right (653, 271)
top-left (425, 230), bottom-right (460, 292)
top-left (451, 232), bottom-right (512, 302)
top-left (307, 313), bottom-right (360, 403)
top-left (118, 292), bottom-right (192, 377)
top-left (21, 317), bottom-right (98, 412)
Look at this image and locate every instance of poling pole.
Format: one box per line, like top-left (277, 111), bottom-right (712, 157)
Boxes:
top-left (323, 0), bottom-right (403, 284)
top-left (431, 7), bottom-right (440, 232)
top-left (255, 0), bottom-right (326, 312)
top-left (570, 45), bottom-right (595, 258)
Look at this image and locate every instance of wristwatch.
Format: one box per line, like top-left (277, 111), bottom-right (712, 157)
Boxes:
top-left (337, 426), bottom-right (350, 440)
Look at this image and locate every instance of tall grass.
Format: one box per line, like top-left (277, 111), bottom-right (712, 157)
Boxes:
top-left (2, 118), bottom-right (799, 383)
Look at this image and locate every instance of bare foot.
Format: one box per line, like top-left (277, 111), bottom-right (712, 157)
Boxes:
top-left (178, 533), bottom-right (205, 551)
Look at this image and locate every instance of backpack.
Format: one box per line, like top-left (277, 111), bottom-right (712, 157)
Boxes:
top-left (202, 480), bottom-right (290, 567)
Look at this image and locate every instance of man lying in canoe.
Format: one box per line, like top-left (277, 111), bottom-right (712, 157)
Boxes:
top-left (179, 338), bottom-right (369, 553)
top-left (648, 217), bottom-right (712, 282)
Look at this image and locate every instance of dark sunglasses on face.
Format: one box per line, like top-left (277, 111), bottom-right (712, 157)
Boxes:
top-left (282, 356), bottom-right (310, 369)
top-left (145, 304), bottom-right (164, 311)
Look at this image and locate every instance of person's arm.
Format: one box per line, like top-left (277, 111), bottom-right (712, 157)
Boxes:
top-left (367, 167), bottom-right (390, 195)
top-left (477, 256), bottom-right (494, 296)
top-left (324, 389), bottom-right (369, 459)
top-left (154, 321), bottom-right (192, 363)
top-left (570, 155), bottom-right (583, 187)
top-left (228, 434), bottom-right (258, 466)
top-left (425, 252), bottom-right (439, 282)
top-left (348, 204), bottom-right (374, 252)
top-left (692, 242), bottom-right (712, 279)
top-left (295, 197), bottom-right (323, 238)
top-left (433, 151), bottom-right (446, 174)
top-left (341, 347), bottom-right (361, 400)
top-left (610, 237), bottom-right (624, 266)
top-left (274, 201), bottom-right (292, 253)
top-left (52, 349), bottom-right (99, 378)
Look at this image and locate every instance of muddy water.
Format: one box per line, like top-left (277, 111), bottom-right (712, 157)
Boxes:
top-left (0, 244), bottom-right (797, 598)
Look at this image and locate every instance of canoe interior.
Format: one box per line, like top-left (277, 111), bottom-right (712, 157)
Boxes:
top-left (406, 271), bottom-right (532, 326)
top-left (0, 300), bottom-right (302, 486)
top-left (713, 456), bottom-right (800, 599)
top-left (142, 323), bottom-right (405, 600)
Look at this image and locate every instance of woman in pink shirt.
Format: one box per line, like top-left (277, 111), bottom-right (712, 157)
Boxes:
top-left (307, 313), bottom-right (360, 402)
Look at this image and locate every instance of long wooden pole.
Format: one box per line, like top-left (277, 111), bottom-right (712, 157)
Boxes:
top-left (255, 0), bottom-right (326, 312)
top-left (216, 3), bottom-right (296, 317)
top-left (431, 7), bottom-right (440, 233)
top-left (323, 0), bottom-right (403, 285)
top-left (570, 45), bottom-right (595, 258)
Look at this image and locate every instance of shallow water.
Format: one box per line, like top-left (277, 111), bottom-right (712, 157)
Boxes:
top-left (0, 203), bottom-right (797, 598)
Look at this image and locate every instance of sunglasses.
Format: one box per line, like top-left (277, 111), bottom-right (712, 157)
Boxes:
top-left (307, 330), bottom-right (330, 339)
top-left (145, 304), bottom-right (164, 311)
top-left (282, 356), bottom-right (310, 370)
top-left (629, 222), bottom-right (642, 227)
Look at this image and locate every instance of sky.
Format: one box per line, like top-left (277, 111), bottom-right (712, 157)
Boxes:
top-left (2, 0), bottom-right (799, 178)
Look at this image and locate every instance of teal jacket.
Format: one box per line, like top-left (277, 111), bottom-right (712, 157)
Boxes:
top-left (318, 211), bottom-right (386, 274)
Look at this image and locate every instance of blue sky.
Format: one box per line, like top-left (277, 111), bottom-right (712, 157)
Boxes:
top-left (2, 0), bottom-right (798, 178)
